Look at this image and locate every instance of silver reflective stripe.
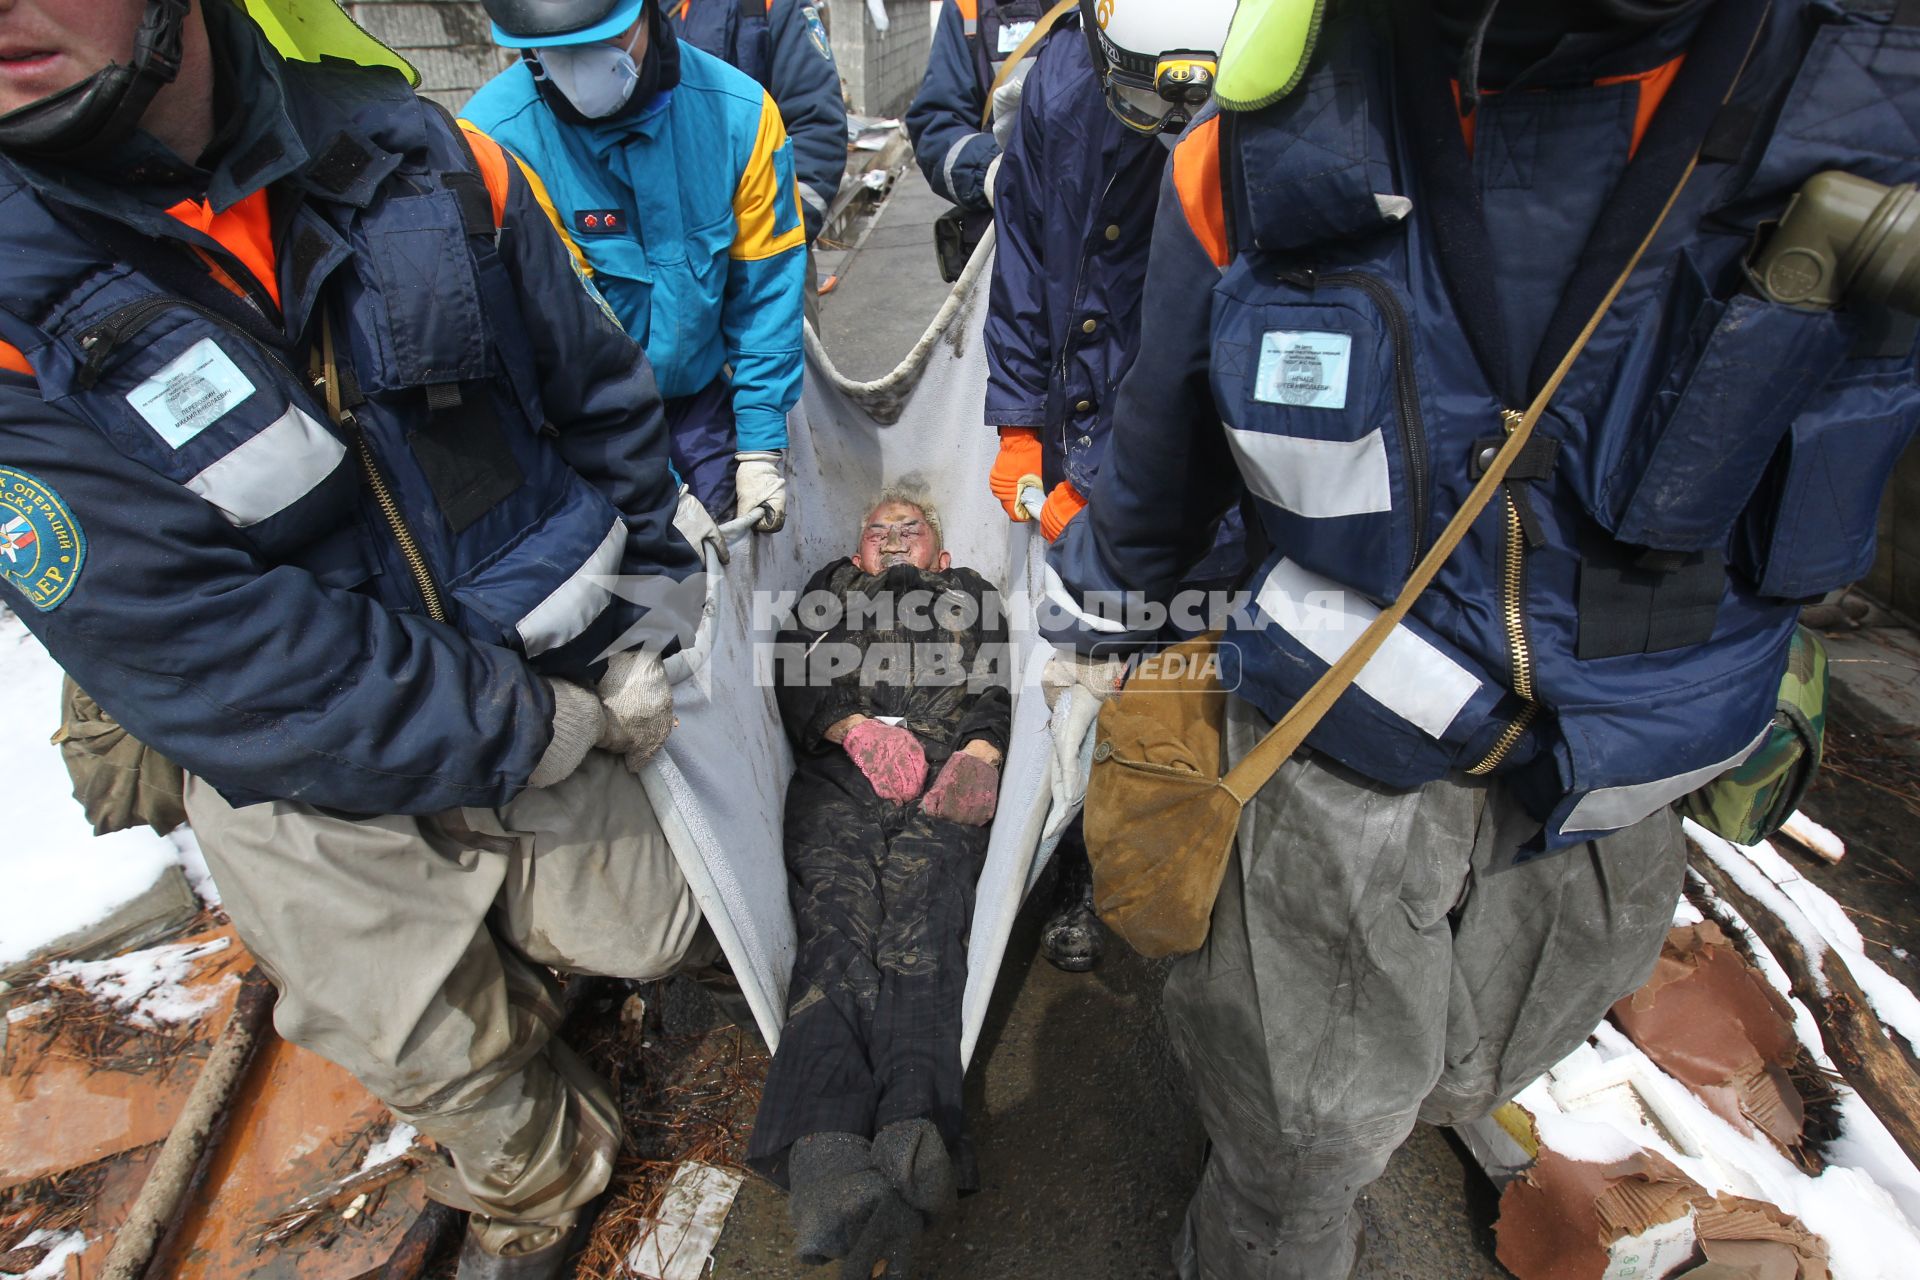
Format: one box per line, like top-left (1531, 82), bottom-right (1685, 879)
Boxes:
top-left (185, 404), bottom-right (346, 527)
top-left (1254, 558), bottom-right (1480, 739)
top-left (1559, 724), bottom-right (1772, 836)
top-left (1043, 563), bottom-right (1128, 634)
top-left (941, 134), bottom-right (981, 201)
top-left (516, 518), bottom-right (625, 657)
top-left (1226, 426), bottom-right (1393, 518)
top-left (800, 184), bottom-right (829, 219)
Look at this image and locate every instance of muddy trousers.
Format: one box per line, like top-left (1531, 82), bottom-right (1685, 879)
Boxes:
top-left (1165, 699), bottom-right (1684, 1280)
top-left (184, 751), bottom-right (709, 1255)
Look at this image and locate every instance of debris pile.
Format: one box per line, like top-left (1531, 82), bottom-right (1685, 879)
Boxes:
top-left (1460, 817), bottom-right (1920, 1280)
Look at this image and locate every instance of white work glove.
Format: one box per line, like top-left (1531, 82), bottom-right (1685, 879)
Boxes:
top-left (984, 153), bottom-right (1002, 208)
top-left (528, 679), bottom-right (606, 788)
top-left (672, 483), bottom-right (728, 565)
top-left (734, 450), bottom-right (787, 533)
top-left (1040, 649), bottom-right (1127, 711)
top-left (990, 60), bottom-right (1032, 151)
top-left (597, 648), bottom-right (675, 771)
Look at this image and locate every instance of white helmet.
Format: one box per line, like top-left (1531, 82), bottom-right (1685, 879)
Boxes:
top-left (1081, 0), bottom-right (1240, 135)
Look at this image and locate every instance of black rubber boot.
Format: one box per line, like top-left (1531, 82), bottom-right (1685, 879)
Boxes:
top-left (1040, 842), bottom-right (1104, 973)
top-left (870, 1119), bottom-right (957, 1218)
top-left (787, 1132), bottom-right (893, 1265)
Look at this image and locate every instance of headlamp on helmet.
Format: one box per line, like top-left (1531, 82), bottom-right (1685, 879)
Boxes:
top-left (1080, 0), bottom-right (1235, 135)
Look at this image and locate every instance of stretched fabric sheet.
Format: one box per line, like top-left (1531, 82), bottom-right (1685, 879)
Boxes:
top-left (643, 236), bottom-right (1073, 1062)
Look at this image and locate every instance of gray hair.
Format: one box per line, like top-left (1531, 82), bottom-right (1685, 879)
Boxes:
top-left (866, 482), bottom-right (944, 548)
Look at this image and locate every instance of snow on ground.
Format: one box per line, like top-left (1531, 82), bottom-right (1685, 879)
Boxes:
top-left (43, 936), bottom-right (234, 1029)
top-left (0, 1229), bottom-right (88, 1280)
top-left (357, 1121), bottom-right (420, 1173)
top-left (0, 612), bottom-right (215, 967)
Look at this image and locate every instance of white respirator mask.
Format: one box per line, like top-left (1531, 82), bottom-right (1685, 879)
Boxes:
top-left (534, 24), bottom-right (646, 119)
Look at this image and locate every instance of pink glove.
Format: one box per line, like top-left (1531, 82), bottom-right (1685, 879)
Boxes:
top-left (843, 719), bottom-right (929, 805)
top-left (920, 751), bottom-right (1000, 826)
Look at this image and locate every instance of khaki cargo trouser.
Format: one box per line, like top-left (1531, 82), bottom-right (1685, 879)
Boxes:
top-left (1165, 698), bottom-right (1684, 1280)
top-left (185, 750), bottom-right (707, 1254)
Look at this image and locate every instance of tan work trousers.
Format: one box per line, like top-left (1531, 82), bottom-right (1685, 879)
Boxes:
top-left (185, 750), bottom-right (707, 1253)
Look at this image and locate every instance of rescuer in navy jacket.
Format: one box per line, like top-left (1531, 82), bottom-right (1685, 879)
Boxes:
top-left (0, 3), bottom-right (717, 1275)
top-left (1044, 1), bottom-right (1920, 1275)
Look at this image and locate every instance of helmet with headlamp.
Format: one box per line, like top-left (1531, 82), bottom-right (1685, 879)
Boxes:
top-left (1079, 0), bottom-right (1238, 136)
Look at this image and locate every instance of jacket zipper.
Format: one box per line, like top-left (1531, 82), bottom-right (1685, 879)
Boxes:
top-left (337, 400), bottom-right (448, 624)
top-left (1277, 268), bottom-right (1431, 568)
top-left (79, 297), bottom-right (448, 625)
top-left (76, 297), bottom-right (293, 390)
top-left (1467, 408), bottom-right (1535, 776)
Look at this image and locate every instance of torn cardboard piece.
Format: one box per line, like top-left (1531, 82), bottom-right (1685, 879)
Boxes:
top-left (1496, 1147), bottom-right (1831, 1280)
top-left (1611, 925), bottom-right (1805, 1151)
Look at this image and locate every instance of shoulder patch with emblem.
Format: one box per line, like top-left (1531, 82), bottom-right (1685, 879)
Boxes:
top-left (803, 6), bottom-right (834, 61)
top-left (1, 467), bottom-right (85, 611)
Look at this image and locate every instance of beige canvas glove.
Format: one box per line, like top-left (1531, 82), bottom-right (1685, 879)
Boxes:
top-left (528, 679), bottom-right (606, 788)
top-left (597, 648), bottom-right (675, 771)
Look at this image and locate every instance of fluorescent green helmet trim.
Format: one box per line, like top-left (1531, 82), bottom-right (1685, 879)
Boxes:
top-left (1214, 0), bottom-right (1325, 112)
top-left (242, 0), bottom-right (419, 86)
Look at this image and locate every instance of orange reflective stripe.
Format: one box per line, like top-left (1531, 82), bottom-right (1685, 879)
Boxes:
top-left (165, 189), bottom-right (280, 308)
top-left (458, 122), bottom-right (514, 226)
top-left (1597, 55), bottom-right (1686, 159)
top-left (1174, 115), bottom-right (1229, 270)
top-left (1456, 54), bottom-right (1685, 159)
top-left (956, 0), bottom-right (979, 22)
top-left (0, 341), bottom-right (32, 377)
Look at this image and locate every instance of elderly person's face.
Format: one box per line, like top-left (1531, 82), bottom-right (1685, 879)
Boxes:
top-left (0, 0), bottom-right (148, 117)
top-left (853, 500), bottom-right (950, 575)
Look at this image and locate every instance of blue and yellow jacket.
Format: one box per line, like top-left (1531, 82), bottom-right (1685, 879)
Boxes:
top-left (669, 0), bottom-right (845, 240)
top-left (464, 39), bottom-right (805, 454)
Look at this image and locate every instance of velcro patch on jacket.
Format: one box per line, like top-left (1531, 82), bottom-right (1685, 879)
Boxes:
top-left (573, 208), bottom-right (629, 235)
top-left (1, 467), bottom-right (85, 611)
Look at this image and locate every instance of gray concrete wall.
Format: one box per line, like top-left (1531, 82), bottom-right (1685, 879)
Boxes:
top-left (346, 1), bottom-right (514, 112)
top-left (831, 0), bottom-right (931, 118)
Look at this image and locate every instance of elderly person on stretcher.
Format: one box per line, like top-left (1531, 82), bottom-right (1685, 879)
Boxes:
top-left (746, 489), bottom-right (1012, 1278)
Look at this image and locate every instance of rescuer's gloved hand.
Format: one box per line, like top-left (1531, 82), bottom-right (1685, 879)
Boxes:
top-left (735, 450), bottom-right (788, 532)
top-left (672, 483), bottom-right (728, 565)
top-left (1041, 650), bottom-right (1127, 711)
top-left (920, 749), bottom-right (1000, 826)
top-left (527, 680), bottom-right (606, 788)
top-left (990, 61), bottom-right (1033, 151)
top-left (1039, 480), bottom-right (1088, 541)
top-left (988, 427), bottom-right (1044, 521)
top-left (839, 717), bottom-right (929, 805)
top-left (597, 649), bottom-right (675, 771)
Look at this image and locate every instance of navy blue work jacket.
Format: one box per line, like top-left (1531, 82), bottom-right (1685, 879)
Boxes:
top-left (906, 0), bottom-right (1051, 214)
top-left (1046, 0), bottom-right (1920, 851)
top-left (983, 21), bottom-right (1166, 495)
top-left (0, 13), bottom-right (700, 817)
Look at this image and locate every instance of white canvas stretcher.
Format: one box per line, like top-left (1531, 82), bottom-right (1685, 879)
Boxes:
top-left (639, 230), bottom-right (1087, 1063)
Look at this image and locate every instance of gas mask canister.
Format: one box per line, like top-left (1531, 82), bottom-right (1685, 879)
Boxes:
top-left (534, 22), bottom-right (647, 118)
top-left (1751, 172), bottom-right (1920, 314)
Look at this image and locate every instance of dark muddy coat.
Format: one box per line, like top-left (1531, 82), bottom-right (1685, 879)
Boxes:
top-left (748, 558), bottom-right (1012, 1183)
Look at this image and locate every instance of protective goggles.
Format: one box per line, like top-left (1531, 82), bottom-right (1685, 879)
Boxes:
top-left (1101, 55), bottom-right (1219, 135)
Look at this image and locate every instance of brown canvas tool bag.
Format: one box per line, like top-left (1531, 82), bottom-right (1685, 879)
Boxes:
top-left (1083, 150), bottom-right (1712, 959)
